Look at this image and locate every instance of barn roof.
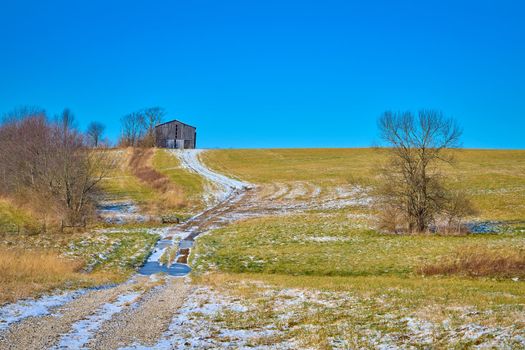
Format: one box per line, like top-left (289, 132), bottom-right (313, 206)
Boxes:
top-left (155, 119), bottom-right (197, 129)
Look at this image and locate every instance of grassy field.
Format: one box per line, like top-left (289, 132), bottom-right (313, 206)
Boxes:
top-left (202, 148), bottom-right (525, 220)
top-left (201, 148), bottom-right (382, 185)
top-left (191, 272), bottom-right (525, 348)
top-left (193, 148), bottom-right (525, 348)
top-left (1, 147), bottom-right (524, 346)
top-left (193, 210), bottom-right (525, 277)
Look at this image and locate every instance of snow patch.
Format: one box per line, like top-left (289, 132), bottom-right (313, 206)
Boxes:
top-left (173, 150), bottom-right (250, 206)
top-left (121, 286), bottom-right (297, 350)
top-left (51, 292), bottom-right (141, 349)
top-left (0, 290), bottom-right (86, 332)
top-left (97, 200), bottom-right (149, 224)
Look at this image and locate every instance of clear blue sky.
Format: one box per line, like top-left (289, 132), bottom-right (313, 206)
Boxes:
top-left (1, 0), bottom-right (524, 149)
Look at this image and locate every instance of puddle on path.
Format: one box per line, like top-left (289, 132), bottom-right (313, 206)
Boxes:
top-left (139, 262), bottom-right (191, 276)
top-left (138, 237), bottom-right (193, 277)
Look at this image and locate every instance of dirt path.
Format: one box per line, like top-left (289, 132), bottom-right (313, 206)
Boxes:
top-left (136, 150), bottom-right (252, 276)
top-left (0, 149), bottom-right (254, 350)
top-left (0, 150), bottom-right (367, 349)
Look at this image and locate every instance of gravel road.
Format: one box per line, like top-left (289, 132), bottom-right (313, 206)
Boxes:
top-left (0, 149), bottom-right (365, 349)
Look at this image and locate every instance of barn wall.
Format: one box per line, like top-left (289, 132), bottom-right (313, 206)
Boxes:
top-left (155, 120), bottom-right (196, 149)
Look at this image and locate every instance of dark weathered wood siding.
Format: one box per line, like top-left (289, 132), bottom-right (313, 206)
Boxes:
top-left (155, 120), bottom-right (197, 149)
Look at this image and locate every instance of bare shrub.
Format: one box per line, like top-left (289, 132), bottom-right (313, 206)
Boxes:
top-left (376, 110), bottom-right (475, 234)
top-left (419, 245), bottom-right (525, 278)
top-left (437, 190), bottom-right (478, 234)
top-left (376, 205), bottom-right (406, 234)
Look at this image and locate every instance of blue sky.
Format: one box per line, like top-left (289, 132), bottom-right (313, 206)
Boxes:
top-left (1, 0), bottom-right (524, 148)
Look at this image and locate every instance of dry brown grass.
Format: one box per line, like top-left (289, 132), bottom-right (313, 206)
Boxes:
top-left (130, 148), bottom-right (171, 192)
top-left (0, 248), bottom-right (118, 305)
top-left (128, 148), bottom-right (186, 209)
top-left (419, 245), bottom-right (525, 278)
top-left (0, 195), bottom-right (61, 234)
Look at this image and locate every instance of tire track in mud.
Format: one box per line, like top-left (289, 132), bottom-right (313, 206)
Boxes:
top-left (267, 182), bottom-right (290, 200)
top-left (283, 181), bottom-right (310, 200)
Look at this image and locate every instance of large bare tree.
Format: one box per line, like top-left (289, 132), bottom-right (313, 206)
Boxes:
top-left (377, 110), bottom-right (474, 233)
top-left (51, 110), bottom-right (115, 225)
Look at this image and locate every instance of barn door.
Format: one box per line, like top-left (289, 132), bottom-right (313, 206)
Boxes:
top-left (167, 139), bottom-right (175, 149)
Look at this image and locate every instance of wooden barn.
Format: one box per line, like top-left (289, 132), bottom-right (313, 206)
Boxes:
top-left (155, 119), bottom-right (197, 149)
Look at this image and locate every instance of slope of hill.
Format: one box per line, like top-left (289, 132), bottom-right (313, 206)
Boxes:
top-left (1, 148), bottom-right (524, 349)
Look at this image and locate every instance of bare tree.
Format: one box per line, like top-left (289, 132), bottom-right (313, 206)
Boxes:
top-left (86, 121), bottom-right (105, 147)
top-left (141, 107), bottom-right (165, 147)
top-left (0, 110), bottom-right (51, 196)
top-left (376, 110), bottom-right (475, 233)
top-left (119, 107), bottom-right (165, 147)
top-left (1, 106), bottom-right (45, 124)
top-left (51, 110), bottom-right (116, 225)
top-left (119, 111), bottom-right (145, 147)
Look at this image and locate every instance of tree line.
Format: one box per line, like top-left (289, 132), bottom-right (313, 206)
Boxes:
top-left (0, 105), bottom-right (167, 233)
top-left (0, 107), bottom-right (114, 230)
top-left (118, 107), bottom-right (166, 147)
top-left (77, 106), bottom-right (167, 148)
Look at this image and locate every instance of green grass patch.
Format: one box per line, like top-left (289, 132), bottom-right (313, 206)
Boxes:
top-left (192, 211), bottom-right (525, 278)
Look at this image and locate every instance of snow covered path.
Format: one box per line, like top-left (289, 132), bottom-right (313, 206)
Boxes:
top-left (175, 149), bottom-right (250, 205)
